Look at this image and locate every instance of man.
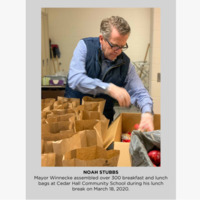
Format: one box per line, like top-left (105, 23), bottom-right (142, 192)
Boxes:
top-left (65, 16), bottom-right (154, 132)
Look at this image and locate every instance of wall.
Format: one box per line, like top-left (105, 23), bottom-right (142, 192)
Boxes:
top-left (47, 8), bottom-right (151, 74)
top-left (150, 8), bottom-right (161, 114)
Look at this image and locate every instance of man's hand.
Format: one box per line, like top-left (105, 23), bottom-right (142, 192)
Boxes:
top-left (107, 83), bottom-right (131, 107)
top-left (139, 113), bottom-right (154, 132)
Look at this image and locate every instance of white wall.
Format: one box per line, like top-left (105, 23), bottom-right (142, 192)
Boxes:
top-left (47, 8), bottom-right (151, 74)
top-left (150, 8), bottom-right (161, 114)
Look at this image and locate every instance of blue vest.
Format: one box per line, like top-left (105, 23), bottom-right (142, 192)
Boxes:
top-left (65, 37), bottom-right (130, 122)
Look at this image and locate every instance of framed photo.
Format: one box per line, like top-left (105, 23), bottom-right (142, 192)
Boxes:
top-left (27, 0), bottom-right (176, 199)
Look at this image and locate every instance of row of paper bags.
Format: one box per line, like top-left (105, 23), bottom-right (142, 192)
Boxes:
top-left (41, 96), bottom-right (120, 167)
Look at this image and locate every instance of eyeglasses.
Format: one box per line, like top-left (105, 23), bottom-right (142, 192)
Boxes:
top-left (105, 38), bottom-right (128, 51)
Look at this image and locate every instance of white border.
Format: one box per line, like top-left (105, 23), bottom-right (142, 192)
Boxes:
top-left (2, 0), bottom-right (200, 199)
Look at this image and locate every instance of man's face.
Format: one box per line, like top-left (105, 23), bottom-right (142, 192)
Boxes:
top-left (99, 28), bottom-right (129, 61)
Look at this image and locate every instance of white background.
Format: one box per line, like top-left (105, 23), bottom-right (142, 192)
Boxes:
top-left (0, 0), bottom-right (199, 199)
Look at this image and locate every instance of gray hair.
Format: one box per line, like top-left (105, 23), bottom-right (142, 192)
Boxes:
top-left (100, 16), bottom-right (131, 40)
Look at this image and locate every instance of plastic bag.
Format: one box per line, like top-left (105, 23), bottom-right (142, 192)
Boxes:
top-left (129, 130), bottom-right (160, 166)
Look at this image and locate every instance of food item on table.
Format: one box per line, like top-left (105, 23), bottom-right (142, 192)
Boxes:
top-left (148, 150), bottom-right (160, 166)
top-left (121, 134), bottom-right (130, 140)
top-left (122, 139), bottom-right (131, 143)
top-left (121, 132), bottom-right (131, 142)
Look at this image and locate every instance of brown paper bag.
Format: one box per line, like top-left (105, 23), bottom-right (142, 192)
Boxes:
top-left (43, 141), bottom-right (54, 153)
top-left (41, 98), bottom-right (55, 111)
top-left (57, 97), bottom-right (80, 107)
top-left (84, 130), bottom-right (103, 148)
top-left (48, 121), bottom-right (73, 133)
top-left (53, 100), bottom-right (67, 109)
top-left (83, 103), bottom-right (99, 112)
top-left (46, 109), bottom-right (76, 119)
top-left (42, 123), bottom-right (75, 155)
top-left (78, 110), bottom-right (101, 120)
top-left (82, 96), bottom-right (106, 113)
top-left (72, 105), bottom-right (85, 120)
top-left (42, 122), bottom-right (74, 135)
top-left (62, 146), bottom-right (120, 167)
top-left (75, 119), bottom-right (108, 145)
top-left (42, 128), bottom-right (75, 166)
top-left (42, 130), bottom-right (75, 141)
top-left (50, 109), bottom-right (76, 116)
top-left (45, 113), bottom-right (76, 124)
top-left (53, 100), bottom-right (77, 110)
top-left (41, 111), bottom-right (52, 119)
top-left (41, 153), bottom-right (56, 166)
top-left (52, 128), bottom-right (104, 167)
top-left (41, 118), bottom-right (46, 124)
top-left (42, 129), bottom-right (75, 166)
top-left (52, 131), bottom-right (87, 155)
top-left (77, 110), bottom-right (109, 142)
top-left (93, 118), bottom-right (109, 145)
top-left (74, 120), bottom-right (98, 132)
top-left (55, 154), bottom-right (63, 166)
top-left (58, 102), bottom-right (77, 109)
top-left (52, 130), bottom-right (103, 156)
top-left (101, 115), bottom-right (109, 139)
top-left (42, 105), bottom-right (53, 112)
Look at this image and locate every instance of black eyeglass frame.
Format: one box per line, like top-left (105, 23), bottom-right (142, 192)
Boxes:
top-left (105, 38), bottom-right (128, 51)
